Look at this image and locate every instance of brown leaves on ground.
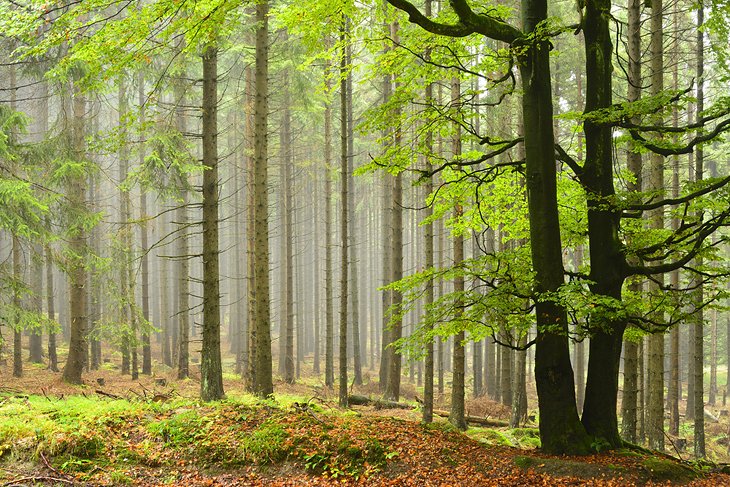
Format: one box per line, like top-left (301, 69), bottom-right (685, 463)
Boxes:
top-left (85, 406), bottom-right (730, 486)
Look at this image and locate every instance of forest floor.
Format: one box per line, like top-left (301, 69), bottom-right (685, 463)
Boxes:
top-left (1, 366), bottom-right (730, 486)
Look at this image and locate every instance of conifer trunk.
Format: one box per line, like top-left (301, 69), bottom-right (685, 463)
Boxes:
top-left (251, 0), bottom-right (274, 396)
top-left (200, 44), bottom-right (225, 401)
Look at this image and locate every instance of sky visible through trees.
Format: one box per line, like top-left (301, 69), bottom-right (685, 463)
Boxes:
top-left (0, 0), bottom-right (729, 469)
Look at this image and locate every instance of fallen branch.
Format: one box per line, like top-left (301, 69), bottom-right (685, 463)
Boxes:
top-left (3, 475), bottom-right (75, 486)
top-left (95, 390), bottom-right (121, 400)
top-left (432, 409), bottom-right (509, 427)
top-left (348, 395), bottom-right (413, 410)
top-left (40, 451), bottom-right (69, 480)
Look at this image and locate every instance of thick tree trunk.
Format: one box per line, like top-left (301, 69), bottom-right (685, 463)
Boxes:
top-left (579, 0), bottom-right (629, 449)
top-left (521, 0), bottom-right (591, 454)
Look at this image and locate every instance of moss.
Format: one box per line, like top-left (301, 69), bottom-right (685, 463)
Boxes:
top-left (641, 457), bottom-right (699, 483)
top-left (514, 455), bottom-right (624, 480)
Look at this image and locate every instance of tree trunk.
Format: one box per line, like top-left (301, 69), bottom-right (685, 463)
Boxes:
top-left (578, 0), bottom-right (628, 449)
top-left (620, 0), bottom-right (642, 444)
top-left (511, 332), bottom-right (528, 428)
top-left (379, 20), bottom-right (394, 393)
top-left (449, 74), bottom-right (466, 431)
top-left (280, 58), bottom-right (295, 385)
top-left (646, 0), bottom-right (665, 452)
top-left (29, 244), bottom-right (44, 364)
top-left (174, 65), bottom-right (190, 380)
top-left (693, 1), bottom-right (705, 457)
top-left (521, 0), bottom-right (591, 454)
top-left (338, 16), bottom-right (350, 408)
top-left (12, 235), bottom-right (22, 378)
top-left (45, 221), bottom-right (58, 372)
top-left (200, 44), bottom-right (225, 401)
top-left (251, 0), bottom-right (273, 396)
top-left (62, 80), bottom-right (88, 385)
top-left (346, 36), bottom-right (362, 387)
top-left (324, 64), bottom-right (335, 388)
top-left (138, 72), bottom-right (152, 376)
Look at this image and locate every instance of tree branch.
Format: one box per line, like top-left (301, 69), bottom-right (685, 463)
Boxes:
top-left (386, 0), bottom-right (521, 44)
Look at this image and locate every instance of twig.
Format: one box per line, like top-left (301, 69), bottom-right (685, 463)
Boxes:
top-left (662, 429), bottom-right (684, 461)
top-left (3, 475), bottom-right (75, 486)
top-left (39, 451), bottom-right (66, 479)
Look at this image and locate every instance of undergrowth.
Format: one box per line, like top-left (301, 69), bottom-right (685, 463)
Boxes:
top-left (0, 392), bottom-right (397, 482)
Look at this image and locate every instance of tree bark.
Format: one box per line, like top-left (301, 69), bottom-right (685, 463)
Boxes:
top-left (62, 81), bottom-right (88, 385)
top-left (521, 0), bottom-right (591, 453)
top-left (138, 72), bottom-right (152, 376)
top-left (646, 0), bottom-right (665, 452)
top-left (579, 0), bottom-right (628, 449)
top-left (12, 235), bottom-right (22, 378)
top-left (338, 16), bottom-right (350, 408)
top-left (693, 1), bottom-right (705, 457)
top-left (323, 63), bottom-right (335, 388)
top-left (200, 44), bottom-right (225, 401)
top-left (251, 0), bottom-right (274, 396)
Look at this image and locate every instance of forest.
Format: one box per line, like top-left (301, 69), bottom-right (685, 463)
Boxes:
top-left (0, 0), bottom-right (729, 485)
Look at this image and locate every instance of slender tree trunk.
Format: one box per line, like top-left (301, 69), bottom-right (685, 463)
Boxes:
top-left (62, 79), bottom-right (88, 385)
top-left (138, 73), bottom-right (152, 376)
top-left (324, 63), bottom-right (335, 388)
top-left (160, 207), bottom-right (172, 367)
top-left (448, 74), bottom-right (466, 430)
top-left (29, 245), bottom-right (43, 364)
top-left (511, 332), bottom-right (528, 428)
top-left (176, 86), bottom-right (190, 380)
top-left (668, 2), bottom-right (681, 433)
top-left (200, 44), bottom-right (225, 401)
top-left (242, 64), bottom-right (255, 384)
top-left (338, 17), bottom-right (350, 408)
top-left (345, 36), bottom-right (362, 387)
top-left (379, 20), bottom-right (394, 392)
top-left (693, 2), bottom-right (705, 457)
top-left (45, 221), bottom-right (58, 372)
top-left (280, 58), bottom-right (295, 385)
top-left (251, 0), bottom-right (274, 396)
top-left (621, 0), bottom-right (642, 444)
top-left (646, 0), bottom-right (665, 452)
top-left (12, 235), bottom-right (22, 378)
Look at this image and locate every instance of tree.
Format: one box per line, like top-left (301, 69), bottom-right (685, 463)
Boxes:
top-left (200, 43), bottom-right (225, 402)
top-left (250, 0), bottom-right (274, 397)
top-left (62, 77), bottom-right (89, 385)
top-left (338, 16), bottom-right (350, 408)
top-left (384, 0), bottom-right (592, 453)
